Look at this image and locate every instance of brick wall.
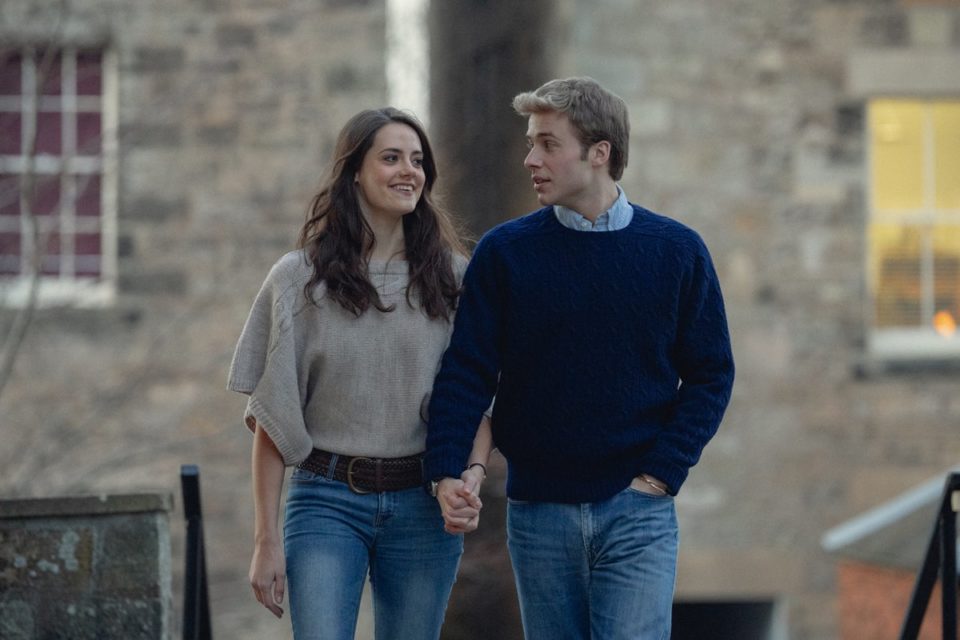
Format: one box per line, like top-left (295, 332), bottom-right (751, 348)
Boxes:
top-left (837, 560), bottom-right (946, 640)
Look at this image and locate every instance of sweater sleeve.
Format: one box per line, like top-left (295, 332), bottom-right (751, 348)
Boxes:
top-left (640, 241), bottom-right (735, 494)
top-left (424, 234), bottom-right (503, 480)
top-left (226, 260), bottom-right (315, 466)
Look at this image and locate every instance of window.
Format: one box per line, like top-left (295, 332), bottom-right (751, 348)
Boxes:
top-left (0, 46), bottom-right (115, 306)
top-left (867, 99), bottom-right (960, 359)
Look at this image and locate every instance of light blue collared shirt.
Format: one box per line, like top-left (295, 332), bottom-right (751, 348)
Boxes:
top-left (553, 186), bottom-right (633, 232)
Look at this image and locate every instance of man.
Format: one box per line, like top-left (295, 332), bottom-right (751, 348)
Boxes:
top-left (425, 77), bottom-right (734, 639)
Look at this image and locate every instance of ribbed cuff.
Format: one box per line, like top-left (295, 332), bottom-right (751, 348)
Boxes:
top-left (638, 460), bottom-right (687, 496)
top-left (423, 447), bottom-right (468, 482)
top-left (246, 396), bottom-right (313, 466)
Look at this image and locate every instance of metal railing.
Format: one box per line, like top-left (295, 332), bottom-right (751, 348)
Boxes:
top-left (181, 464), bottom-right (212, 640)
top-left (899, 472), bottom-right (959, 640)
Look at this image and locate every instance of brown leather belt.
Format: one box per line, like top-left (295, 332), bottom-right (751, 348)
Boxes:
top-left (298, 448), bottom-right (424, 494)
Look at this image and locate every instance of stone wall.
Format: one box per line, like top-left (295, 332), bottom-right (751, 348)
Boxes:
top-left (545, 1), bottom-right (960, 638)
top-left (0, 1), bottom-right (958, 639)
top-left (0, 2), bottom-right (388, 638)
top-left (0, 493), bottom-right (173, 640)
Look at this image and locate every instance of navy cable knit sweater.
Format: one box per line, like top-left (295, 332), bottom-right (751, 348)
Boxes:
top-left (424, 205), bottom-right (734, 503)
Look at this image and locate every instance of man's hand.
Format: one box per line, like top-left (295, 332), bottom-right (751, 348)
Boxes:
top-left (630, 474), bottom-right (669, 496)
top-left (437, 477), bottom-right (482, 534)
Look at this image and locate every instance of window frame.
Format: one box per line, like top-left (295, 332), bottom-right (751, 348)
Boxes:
top-left (0, 44), bottom-right (118, 308)
top-left (865, 97), bottom-right (960, 362)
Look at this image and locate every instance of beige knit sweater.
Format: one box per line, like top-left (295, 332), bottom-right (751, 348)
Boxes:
top-left (227, 250), bottom-right (467, 465)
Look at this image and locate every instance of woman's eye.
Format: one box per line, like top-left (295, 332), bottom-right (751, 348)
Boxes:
top-left (412, 158), bottom-right (424, 168)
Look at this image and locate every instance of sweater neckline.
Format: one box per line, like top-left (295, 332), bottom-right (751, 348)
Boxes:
top-left (366, 258), bottom-right (409, 275)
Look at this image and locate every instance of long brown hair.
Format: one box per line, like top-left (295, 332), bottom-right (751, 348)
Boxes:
top-left (298, 108), bottom-right (466, 320)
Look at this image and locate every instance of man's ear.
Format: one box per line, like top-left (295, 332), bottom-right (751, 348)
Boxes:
top-left (591, 140), bottom-right (611, 168)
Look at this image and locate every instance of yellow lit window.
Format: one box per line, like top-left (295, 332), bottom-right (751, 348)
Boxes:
top-left (867, 99), bottom-right (960, 358)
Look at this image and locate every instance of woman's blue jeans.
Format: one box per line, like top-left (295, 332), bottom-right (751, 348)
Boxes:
top-left (284, 465), bottom-right (463, 640)
top-left (507, 486), bottom-right (679, 640)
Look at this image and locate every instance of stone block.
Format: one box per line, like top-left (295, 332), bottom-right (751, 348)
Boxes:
top-left (0, 600), bottom-right (33, 639)
top-left (861, 11), bottom-right (908, 46)
top-left (87, 597), bottom-right (165, 639)
top-left (216, 23), bottom-right (256, 48)
top-left (97, 516), bottom-right (161, 598)
top-left (630, 99), bottom-right (673, 137)
top-left (121, 123), bottom-right (184, 148)
top-left (197, 123), bottom-right (239, 145)
top-left (129, 47), bottom-right (186, 73)
top-left (118, 269), bottom-right (188, 295)
top-left (121, 196), bottom-right (188, 222)
top-left (908, 8), bottom-right (954, 46)
top-left (847, 49), bottom-right (960, 96)
top-left (0, 526), bottom-right (94, 593)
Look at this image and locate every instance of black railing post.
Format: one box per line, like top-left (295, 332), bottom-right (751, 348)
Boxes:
top-left (899, 472), bottom-right (960, 640)
top-left (181, 464), bottom-right (212, 640)
top-left (941, 481), bottom-right (957, 640)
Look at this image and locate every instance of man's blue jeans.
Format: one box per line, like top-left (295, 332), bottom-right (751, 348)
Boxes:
top-left (284, 466), bottom-right (463, 640)
top-left (507, 486), bottom-right (678, 640)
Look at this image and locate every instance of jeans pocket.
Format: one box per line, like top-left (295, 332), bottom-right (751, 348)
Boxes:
top-left (624, 486), bottom-right (673, 500)
top-left (290, 467), bottom-right (328, 483)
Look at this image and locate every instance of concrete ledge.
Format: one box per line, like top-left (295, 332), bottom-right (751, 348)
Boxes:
top-left (0, 493), bottom-right (173, 519)
top-left (847, 49), bottom-right (960, 96)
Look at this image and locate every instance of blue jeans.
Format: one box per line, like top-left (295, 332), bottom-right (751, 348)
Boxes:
top-left (284, 466), bottom-right (463, 640)
top-left (507, 486), bottom-right (678, 640)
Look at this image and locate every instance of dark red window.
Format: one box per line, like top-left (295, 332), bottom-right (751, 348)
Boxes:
top-left (0, 47), bottom-right (105, 281)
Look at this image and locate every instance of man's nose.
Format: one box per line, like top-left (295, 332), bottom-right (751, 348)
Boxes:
top-left (524, 148), bottom-right (540, 168)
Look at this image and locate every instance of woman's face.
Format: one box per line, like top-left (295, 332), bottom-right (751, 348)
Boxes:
top-left (355, 122), bottom-right (426, 224)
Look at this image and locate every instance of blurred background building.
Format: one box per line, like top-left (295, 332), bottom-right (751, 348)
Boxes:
top-left (1, 0), bottom-right (958, 638)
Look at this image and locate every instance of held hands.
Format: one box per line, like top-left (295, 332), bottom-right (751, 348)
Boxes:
top-left (249, 537), bottom-right (286, 618)
top-left (437, 466), bottom-right (485, 534)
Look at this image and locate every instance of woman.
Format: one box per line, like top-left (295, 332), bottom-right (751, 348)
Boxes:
top-left (227, 108), bottom-right (492, 640)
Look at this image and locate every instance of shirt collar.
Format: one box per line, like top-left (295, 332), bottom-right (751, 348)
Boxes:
top-left (553, 186), bottom-right (633, 232)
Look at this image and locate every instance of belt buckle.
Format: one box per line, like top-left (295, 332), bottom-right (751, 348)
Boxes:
top-left (346, 456), bottom-right (374, 494)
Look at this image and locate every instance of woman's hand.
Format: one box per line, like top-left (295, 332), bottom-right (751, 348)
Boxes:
top-left (461, 464), bottom-right (486, 496)
top-left (249, 537), bottom-right (286, 618)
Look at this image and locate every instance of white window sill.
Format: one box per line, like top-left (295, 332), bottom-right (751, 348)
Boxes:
top-left (0, 277), bottom-right (115, 308)
top-left (857, 328), bottom-right (960, 376)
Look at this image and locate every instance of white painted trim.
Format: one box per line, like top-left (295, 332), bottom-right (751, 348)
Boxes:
top-left (386, 0), bottom-right (430, 125)
top-left (822, 466), bottom-right (960, 552)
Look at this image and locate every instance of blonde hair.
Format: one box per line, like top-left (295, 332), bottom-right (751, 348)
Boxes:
top-left (512, 77), bottom-right (629, 180)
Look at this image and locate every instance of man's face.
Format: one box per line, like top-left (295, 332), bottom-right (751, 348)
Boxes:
top-left (523, 111), bottom-right (593, 210)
